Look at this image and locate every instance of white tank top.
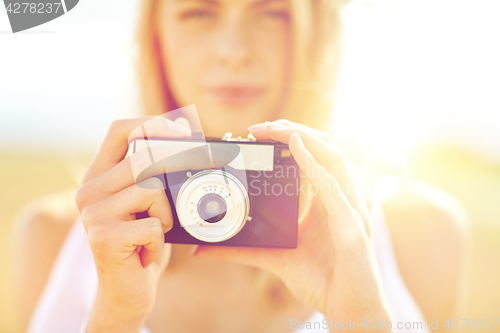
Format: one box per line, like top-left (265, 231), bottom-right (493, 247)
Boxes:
top-left (27, 199), bottom-right (429, 333)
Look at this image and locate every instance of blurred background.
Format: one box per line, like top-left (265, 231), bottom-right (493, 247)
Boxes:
top-left (1, 0), bottom-right (499, 332)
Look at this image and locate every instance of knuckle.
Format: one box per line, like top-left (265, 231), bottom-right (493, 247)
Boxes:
top-left (108, 118), bottom-right (134, 140)
top-left (131, 147), bottom-right (153, 172)
top-left (150, 190), bottom-right (167, 207)
top-left (86, 224), bottom-right (109, 254)
top-left (294, 128), bottom-right (311, 142)
top-left (109, 119), bottom-right (126, 134)
top-left (75, 184), bottom-right (91, 212)
top-left (140, 178), bottom-right (166, 198)
top-left (80, 169), bottom-right (94, 186)
top-left (154, 187), bottom-right (168, 201)
top-left (163, 214), bottom-right (174, 231)
top-left (81, 205), bottom-right (99, 228)
top-left (295, 127), bottom-right (307, 136)
top-left (323, 132), bottom-right (335, 144)
top-left (150, 218), bottom-right (165, 235)
top-left (149, 177), bottom-right (166, 190)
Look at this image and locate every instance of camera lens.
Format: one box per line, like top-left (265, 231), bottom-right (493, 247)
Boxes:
top-left (175, 170), bottom-right (249, 242)
top-left (198, 193), bottom-right (227, 223)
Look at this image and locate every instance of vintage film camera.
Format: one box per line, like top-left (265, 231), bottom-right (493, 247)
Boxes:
top-left (129, 132), bottom-right (300, 248)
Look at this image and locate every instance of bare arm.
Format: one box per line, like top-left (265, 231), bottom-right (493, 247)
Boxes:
top-left (381, 177), bottom-right (471, 331)
top-left (12, 190), bottom-right (79, 333)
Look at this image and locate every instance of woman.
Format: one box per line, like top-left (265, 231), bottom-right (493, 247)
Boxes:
top-left (14, 0), bottom-right (469, 332)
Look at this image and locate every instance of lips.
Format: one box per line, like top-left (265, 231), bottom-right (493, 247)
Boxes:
top-left (207, 86), bottom-right (266, 106)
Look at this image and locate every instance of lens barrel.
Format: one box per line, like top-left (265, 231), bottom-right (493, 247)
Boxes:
top-left (198, 193), bottom-right (227, 223)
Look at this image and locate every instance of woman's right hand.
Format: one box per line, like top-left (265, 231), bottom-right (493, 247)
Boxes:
top-left (75, 117), bottom-right (192, 333)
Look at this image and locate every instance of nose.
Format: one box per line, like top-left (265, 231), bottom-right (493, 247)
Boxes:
top-left (215, 18), bottom-right (251, 71)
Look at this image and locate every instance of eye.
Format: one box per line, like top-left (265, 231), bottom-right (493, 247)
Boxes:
top-left (259, 8), bottom-right (290, 23)
top-left (180, 9), bottom-right (215, 20)
top-left (263, 10), bottom-right (289, 20)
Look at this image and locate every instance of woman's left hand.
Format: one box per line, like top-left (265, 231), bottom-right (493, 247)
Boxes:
top-left (193, 120), bottom-right (393, 328)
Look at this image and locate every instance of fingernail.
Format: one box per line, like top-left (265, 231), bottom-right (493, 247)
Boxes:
top-left (169, 120), bottom-right (191, 135)
top-left (295, 132), bottom-right (305, 148)
top-left (248, 123), bottom-right (267, 134)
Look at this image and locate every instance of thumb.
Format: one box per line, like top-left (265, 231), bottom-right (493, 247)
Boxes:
top-left (152, 243), bottom-right (172, 275)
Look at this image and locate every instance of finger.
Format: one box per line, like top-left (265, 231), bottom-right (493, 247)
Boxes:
top-left (268, 124), bottom-right (371, 223)
top-left (274, 119), bottom-right (336, 146)
top-left (115, 217), bottom-right (165, 267)
top-left (83, 116), bottom-right (191, 185)
top-left (248, 120), bottom-right (372, 236)
top-left (85, 178), bottom-right (173, 233)
top-left (76, 142), bottom-right (234, 209)
top-left (116, 219), bottom-right (172, 268)
top-left (248, 120), bottom-right (335, 146)
top-left (86, 217), bottom-right (165, 266)
top-left (289, 133), bottom-right (366, 247)
top-left (117, 218), bottom-right (163, 247)
top-left (247, 121), bottom-right (286, 141)
top-left (268, 123), bottom-right (338, 167)
top-left (139, 233), bottom-right (166, 267)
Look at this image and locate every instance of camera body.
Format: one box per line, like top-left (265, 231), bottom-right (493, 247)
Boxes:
top-left (130, 134), bottom-right (300, 248)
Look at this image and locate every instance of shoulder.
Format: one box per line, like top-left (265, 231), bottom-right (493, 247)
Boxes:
top-left (12, 190), bottom-right (80, 331)
top-left (15, 189), bottom-right (79, 225)
top-left (377, 175), bottom-right (469, 237)
top-left (376, 176), bottom-right (470, 321)
top-left (13, 189), bottom-right (80, 255)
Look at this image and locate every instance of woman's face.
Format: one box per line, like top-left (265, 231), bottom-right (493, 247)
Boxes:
top-left (157, 0), bottom-right (292, 137)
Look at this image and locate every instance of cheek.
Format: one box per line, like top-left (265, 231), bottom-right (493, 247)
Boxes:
top-left (253, 27), bottom-right (291, 87)
top-left (161, 23), bottom-right (211, 103)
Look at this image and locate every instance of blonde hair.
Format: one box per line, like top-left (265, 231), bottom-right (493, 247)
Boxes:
top-left (136, 0), bottom-right (346, 130)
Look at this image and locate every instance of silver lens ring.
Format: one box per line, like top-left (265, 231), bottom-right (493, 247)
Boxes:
top-left (175, 170), bottom-right (249, 242)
